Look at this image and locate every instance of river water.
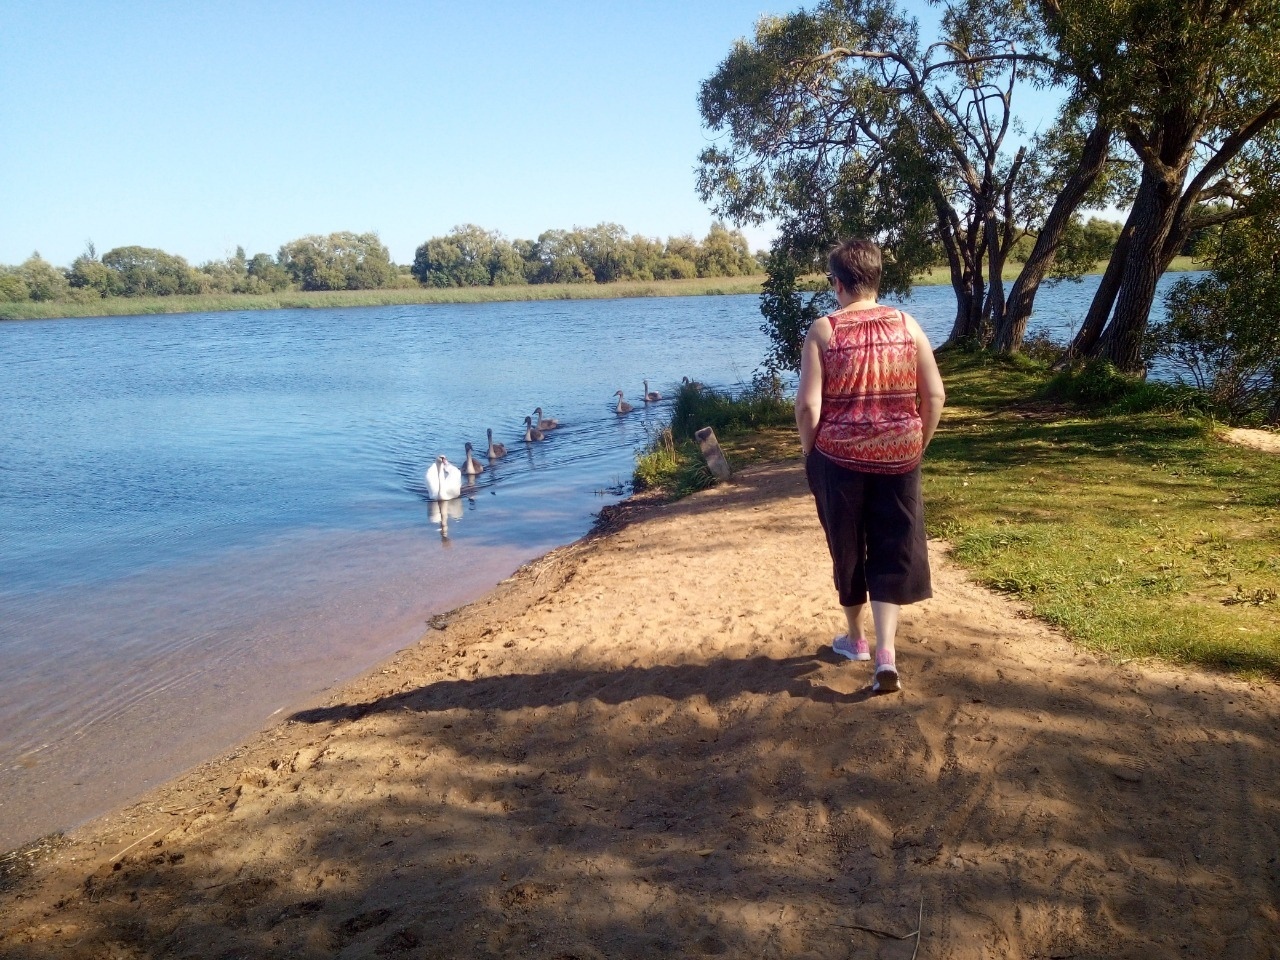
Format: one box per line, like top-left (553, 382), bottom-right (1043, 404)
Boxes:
top-left (0, 275), bottom-right (1194, 850)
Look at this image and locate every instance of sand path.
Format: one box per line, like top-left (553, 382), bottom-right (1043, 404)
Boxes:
top-left (2, 460), bottom-right (1278, 959)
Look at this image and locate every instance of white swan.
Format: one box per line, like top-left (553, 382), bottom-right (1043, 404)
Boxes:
top-left (425, 455), bottom-right (463, 501)
top-left (523, 415), bottom-right (545, 442)
top-left (486, 428), bottom-right (507, 460)
top-left (463, 442), bottom-right (485, 475)
top-left (614, 391), bottom-right (634, 414)
top-left (643, 379), bottom-right (662, 402)
top-left (533, 407), bottom-right (559, 430)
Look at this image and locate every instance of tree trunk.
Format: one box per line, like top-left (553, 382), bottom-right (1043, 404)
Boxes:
top-left (946, 282), bottom-right (982, 343)
top-left (943, 240), bottom-right (986, 344)
top-left (994, 120), bottom-right (1112, 353)
top-left (1062, 223), bottom-right (1133, 364)
top-left (984, 214), bottom-right (1006, 341)
top-left (1095, 167), bottom-right (1186, 372)
top-left (1064, 169), bottom-right (1159, 363)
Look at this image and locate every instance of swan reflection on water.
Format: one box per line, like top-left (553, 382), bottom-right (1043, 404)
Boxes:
top-left (428, 497), bottom-right (466, 542)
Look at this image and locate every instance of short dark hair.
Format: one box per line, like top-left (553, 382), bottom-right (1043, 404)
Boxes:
top-left (828, 240), bottom-right (882, 299)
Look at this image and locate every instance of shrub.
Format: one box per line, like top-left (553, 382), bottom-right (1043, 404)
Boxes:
top-left (1020, 330), bottom-right (1066, 366)
top-left (1147, 210), bottom-right (1280, 425)
top-left (634, 374), bottom-right (795, 496)
top-left (1043, 358), bottom-right (1211, 418)
top-left (669, 372), bottom-right (793, 442)
top-left (633, 428), bottom-right (680, 491)
top-left (1044, 358), bottom-right (1140, 407)
top-left (1150, 274), bottom-right (1279, 425)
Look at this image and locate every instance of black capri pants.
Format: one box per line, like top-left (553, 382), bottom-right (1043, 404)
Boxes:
top-left (804, 449), bottom-right (932, 607)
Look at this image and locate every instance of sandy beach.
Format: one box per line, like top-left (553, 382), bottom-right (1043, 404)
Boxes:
top-left (2, 458), bottom-right (1277, 959)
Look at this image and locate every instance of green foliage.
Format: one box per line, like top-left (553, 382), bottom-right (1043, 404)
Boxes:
top-left (576, 223), bottom-right (649, 283)
top-left (1019, 331), bottom-right (1067, 366)
top-left (101, 245), bottom-right (204, 296)
top-left (2, 223), bottom-right (768, 306)
top-left (757, 248), bottom-right (833, 372)
top-left (633, 424), bottom-right (719, 499)
top-left (0, 266), bottom-right (28, 302)
top-left (697, 0), bottom-right (1072, 344)
top-left (410, 222), bottom-right (762, 288)
top-left (20, 253), bottom-right (70, 302)
top-left (1054, 217), bottom-right (1123, 278)
top-left (633, 428), bottom-right (682, 491)
top-left (670, 373), bottom-right (794, 442)
top-left (526, 229), bottom-right (596, 284)
top-left (1045, 359), bottom-right (1139, 406)
top-left (67, 250), bottom-right (118, 298)
top-left (277, 232), bottom-right (395, 291)
top-left (247, 252), bottom-right (292, 292)
top-left (412, 224), bottom-right (527, 288)
top-left (1042, 0), bottom-right (1280, 370)
top-left (0, 275), bottom-right (772, 321)
top-left (694, 222), bottom-right (758, 278)
top-left (1042, 358), bottom-right (1212, 417)
top-left (652, 254), bottom-right (698, 280)
top-left (1151, 212), bottom-right (1280, 424)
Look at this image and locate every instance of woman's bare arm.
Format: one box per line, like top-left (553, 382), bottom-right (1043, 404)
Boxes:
top-left (906, 314), bottom-right (946, 451)
top-left (795, 318), bottom-right (829, 456)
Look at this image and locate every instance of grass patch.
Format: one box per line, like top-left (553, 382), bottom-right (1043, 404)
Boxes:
top-left (633, 375), bottom-right (798, 498)
top-left (926, 350), bottom-right (1280, 679)
top-left (0, 276), bottom-right (769, 322)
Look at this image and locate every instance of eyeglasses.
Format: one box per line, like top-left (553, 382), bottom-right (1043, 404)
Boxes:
top-left (825, 272), bottom-right (834, 284)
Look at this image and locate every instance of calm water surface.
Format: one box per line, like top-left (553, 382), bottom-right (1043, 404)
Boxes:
top-left (0, 276), bottom-right (1191, 849)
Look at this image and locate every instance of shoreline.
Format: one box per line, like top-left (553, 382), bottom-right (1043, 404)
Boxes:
top-left (0, 496), bottom-right (637, 867)
top-left (0, 500), bottom-right (647, 858)
top-left (0, 535), bottom-right (576, 855)
top-left (3, 459), bottom-right (1276, 957)
top-left (0, 257), bottom-right (1206, 322)
top-left (0, 277), bottom-right (770, 322)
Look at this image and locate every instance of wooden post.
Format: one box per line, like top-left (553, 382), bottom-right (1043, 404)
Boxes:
top-left (695, 426), bottom-right (732, 481)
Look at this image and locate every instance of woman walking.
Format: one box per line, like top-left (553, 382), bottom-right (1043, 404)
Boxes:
top-left (795, 239), bottom-right (946, 693)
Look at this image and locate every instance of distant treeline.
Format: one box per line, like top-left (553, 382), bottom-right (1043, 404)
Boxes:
top-left (0, 223), bottom-right (763, 305)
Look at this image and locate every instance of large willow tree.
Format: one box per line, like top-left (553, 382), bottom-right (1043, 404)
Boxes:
top-left (697, 0), bottom-right (1118, 361)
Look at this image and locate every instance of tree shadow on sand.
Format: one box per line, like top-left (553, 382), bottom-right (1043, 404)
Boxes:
top-left (8, 638), bottom-right (1276, 960)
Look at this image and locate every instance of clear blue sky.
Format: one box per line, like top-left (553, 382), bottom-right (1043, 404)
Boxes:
top-left (1, 1), bottom-right (1061, 269)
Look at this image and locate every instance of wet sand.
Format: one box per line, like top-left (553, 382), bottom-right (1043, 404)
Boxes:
top-left (2, 459), bottom-right (1277, 959)
top-left (0, 528), bottom-right (543, 852)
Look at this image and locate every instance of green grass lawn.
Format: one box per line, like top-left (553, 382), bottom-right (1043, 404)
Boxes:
top-left (925, 350), bottom-right (1280, 680)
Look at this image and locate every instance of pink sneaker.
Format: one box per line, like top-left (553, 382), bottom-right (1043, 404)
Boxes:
top-left (872, 652), bottom-right (900, 693)
top-left (832, 634), bottom-right (871, 661)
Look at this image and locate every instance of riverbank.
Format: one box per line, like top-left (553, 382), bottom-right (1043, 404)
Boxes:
top-left (3, 457), bottom-right (1277, 958)
top-left (0, 256), bottom-right (1204, 322)
top-left (0, 276), bottom-right (770, 321)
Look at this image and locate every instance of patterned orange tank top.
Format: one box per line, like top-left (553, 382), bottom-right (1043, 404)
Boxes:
top-left (813, 305), bottom-right (923, 474)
